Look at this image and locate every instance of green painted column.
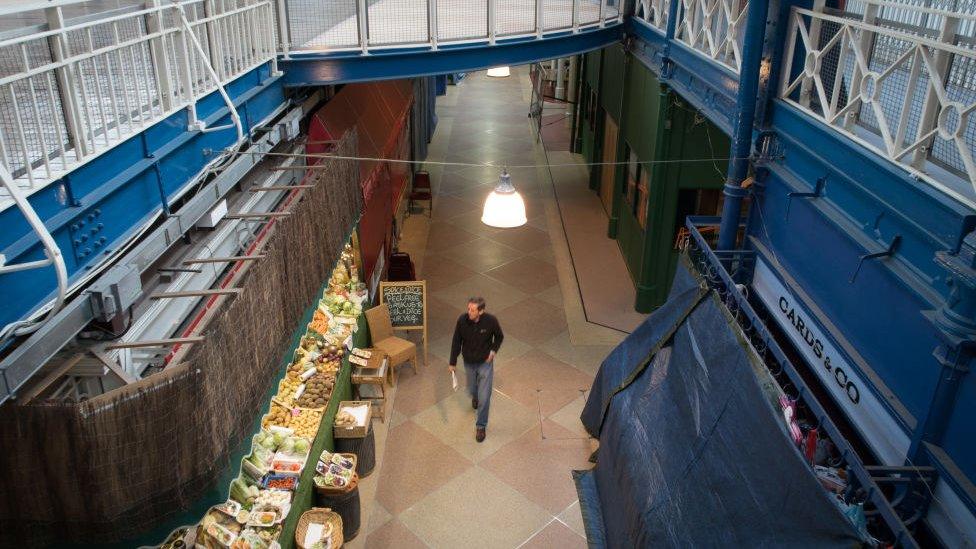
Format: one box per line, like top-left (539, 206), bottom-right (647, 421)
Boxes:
top-left (587, 50), bottom-right (602, 192)
top-left (634, 83), bottom-right (672, 313)
top-left (607, 51), bottom-right (630, 240)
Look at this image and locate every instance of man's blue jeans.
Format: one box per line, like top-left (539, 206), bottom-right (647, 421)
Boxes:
top-left (464, 361), bottom-right (493, 428)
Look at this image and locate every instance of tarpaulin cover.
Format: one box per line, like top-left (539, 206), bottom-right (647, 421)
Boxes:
top-left (577, 257), bottom-right (862, 548)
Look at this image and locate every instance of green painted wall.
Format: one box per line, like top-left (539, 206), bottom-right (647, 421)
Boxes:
top-left (580, 45), bottom-right (731, 312)
top-left (599, 44), bottom-right (626, 120)
top-left (622, 59), bottom-right (660, 162)
top-left (581, 50), bottom-right (602, 190)
top-left (615, 59), bottom-right (663, 282)
top-left (584, 49), bottom-right (601, 90)
top-left (634, 93), bottom-right (730, 311)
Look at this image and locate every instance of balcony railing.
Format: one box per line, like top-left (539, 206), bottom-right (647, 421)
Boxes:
top-left (780, 1), bottom-right (976, 206)
top-left (280, 0), bottom-right (623, 54)
top-left (676, 0), bottom-right (748, 72)
top-left (634, 0), bottom-right (670, 32)
top-left (631, 0), bottom-right (749, 73)
top-left (0, 0), bottom-right (278, 208)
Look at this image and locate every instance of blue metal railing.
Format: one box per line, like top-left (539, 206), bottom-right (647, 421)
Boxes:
top-left (684, 215), bottom-right (933, 548)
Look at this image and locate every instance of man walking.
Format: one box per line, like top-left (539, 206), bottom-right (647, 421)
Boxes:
top-left (449, 297), bottom-right (504, 442)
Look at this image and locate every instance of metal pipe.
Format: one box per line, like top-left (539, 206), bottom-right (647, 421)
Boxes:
top-left (0, 164), bottom-right (68, 342)
top-left (555, 58), bottom-right (566, 100)
top-left (717, 0), bottom-right (769, 251)
top-left (665, 0), bottom-right (680, 40)
top-left (175, 3), bottom-right (244, 143)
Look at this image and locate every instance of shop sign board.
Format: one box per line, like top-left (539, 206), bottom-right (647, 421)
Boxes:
top-left (751, 259), bottom-right (910, 465)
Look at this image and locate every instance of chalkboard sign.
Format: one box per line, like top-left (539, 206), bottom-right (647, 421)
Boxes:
top-left (378, 280), bottom-right (428, 368)
top-left (379, 281), bottom-right (426, 329)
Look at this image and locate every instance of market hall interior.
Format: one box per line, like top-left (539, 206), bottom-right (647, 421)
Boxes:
top-left (352, 65), bottom-right (637, 548)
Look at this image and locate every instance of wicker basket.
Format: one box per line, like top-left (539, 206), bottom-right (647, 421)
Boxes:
top-left (313, 452), bottom-right (357, 495)
top-left (314, 470), bottom-right (360, 496)
top-left (295, 507), bottom-right (343, 549)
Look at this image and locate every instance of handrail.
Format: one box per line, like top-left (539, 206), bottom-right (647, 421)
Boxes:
top-left (0, 0), bottom-right (277, 209)
top-left (780, 5), bottom-right (976, 207)
top-left (283, 0), bottom-right (623, 54)
top-left (849, 0), bottom-right (976, 23)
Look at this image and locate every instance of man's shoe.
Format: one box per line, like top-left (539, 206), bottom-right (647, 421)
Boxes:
top-left (472, 397), bottom-right (478, 410)
top-left (476, 427), bottom-right (486, 443)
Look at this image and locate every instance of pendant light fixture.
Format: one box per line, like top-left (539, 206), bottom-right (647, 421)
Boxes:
top-left (486, 66), bottom-right (511, 78)
top-left (482, 169), bottom-right (527, 228)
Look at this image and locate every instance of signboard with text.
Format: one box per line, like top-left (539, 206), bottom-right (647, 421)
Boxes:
top-left (379, 280), bottom-right (426, 329)
top-left (751, 259), bottom-right (910, 465)
top-left (379, 280), bottom-right (428, 367)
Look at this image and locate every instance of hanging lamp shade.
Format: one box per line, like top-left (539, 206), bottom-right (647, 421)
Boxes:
top-left (486, 66), bottom-right (511, 78)
top-left (482, 170), bottom-right (527, 228)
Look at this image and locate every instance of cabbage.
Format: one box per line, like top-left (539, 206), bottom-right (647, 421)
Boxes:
top-left (282, 438), bottom-right (295, 454)
top-left (294, 438), bottom-right (310, 454)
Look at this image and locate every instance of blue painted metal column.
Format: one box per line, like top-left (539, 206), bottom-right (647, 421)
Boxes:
top-left (914, 233), bottom-right (976, 458)
top-left (657, 0), bottom-right (680, 78)
top-left (665, 0), bottom-right (680, 40)
top-left (716, 0), bottom-right (771, 250)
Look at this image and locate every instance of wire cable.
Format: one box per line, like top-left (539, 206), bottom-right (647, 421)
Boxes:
top-left (205, 147), bottom-right (751, 170)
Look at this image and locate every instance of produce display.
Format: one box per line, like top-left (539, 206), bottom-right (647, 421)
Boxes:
top-left (334, 411), bottom-right (356, 428)
top-left (162, 239), bottom-right (369, 549)
top-left (313, 451), bottom-right (357, 490)
top-left (296, 374), bottom-right (334, 408)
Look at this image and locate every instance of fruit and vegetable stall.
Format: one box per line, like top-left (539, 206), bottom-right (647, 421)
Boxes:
top-left (159, 239), bottom-right (372, 549)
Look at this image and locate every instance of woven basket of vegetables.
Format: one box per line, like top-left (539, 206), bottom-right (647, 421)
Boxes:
top-left (296, 507), bottom-right (343, 549)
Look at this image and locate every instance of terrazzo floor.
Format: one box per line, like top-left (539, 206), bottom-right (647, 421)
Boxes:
top-left (352, 66), bottom-right (644, 548)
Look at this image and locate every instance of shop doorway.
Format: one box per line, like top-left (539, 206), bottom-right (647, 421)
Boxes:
top-left (600, 113), bottom-right (619, 214)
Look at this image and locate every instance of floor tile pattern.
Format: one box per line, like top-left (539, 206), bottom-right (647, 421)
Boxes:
top-left (362, 68), bottom-right (639, 548)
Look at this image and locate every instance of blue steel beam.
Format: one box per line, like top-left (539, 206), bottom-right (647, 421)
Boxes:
top-left (281, 26), bottom-right (624, 86)
top-left (627, 17), bottom-right (737, 136)
top-left (0, 63), bottom-right (284, 335)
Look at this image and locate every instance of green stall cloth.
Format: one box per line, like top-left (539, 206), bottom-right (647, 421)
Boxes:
top-left (278, 314), bottom-right (370, 549)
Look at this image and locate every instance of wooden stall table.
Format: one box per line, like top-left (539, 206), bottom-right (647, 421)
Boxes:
top-left (351, 350), bottom-right (389, 422)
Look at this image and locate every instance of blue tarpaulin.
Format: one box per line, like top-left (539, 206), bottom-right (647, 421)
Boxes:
top-left (577, 257), bottom-right (863, 548)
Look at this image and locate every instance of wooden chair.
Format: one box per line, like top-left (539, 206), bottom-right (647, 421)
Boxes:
top-left (365, 303), bottom-right (418, 384)
top-left (408, 171), bottom-right (432, 217)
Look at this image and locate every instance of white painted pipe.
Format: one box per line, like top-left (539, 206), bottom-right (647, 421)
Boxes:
top-left (0, 163), bottom-right (68, 342)
top-left (555, 57), bottom-right (566, 100)
top-left (174, 2), bottom-right (244, 143)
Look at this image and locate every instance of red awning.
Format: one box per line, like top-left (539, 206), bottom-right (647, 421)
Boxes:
top-left (305, 79), bottom-right (415, 284)
top-left (307, 80), bottom-right (414, 202)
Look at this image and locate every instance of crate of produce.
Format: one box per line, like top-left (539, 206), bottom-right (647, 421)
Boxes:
top-left (333, 401), bottom-right (372, 438)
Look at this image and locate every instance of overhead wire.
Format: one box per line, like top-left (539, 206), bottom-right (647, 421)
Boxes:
top-left (205, 147), bottom-right (752, 169)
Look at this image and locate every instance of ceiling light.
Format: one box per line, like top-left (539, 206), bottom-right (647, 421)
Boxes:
top-left (482, 170), bottom-right (527, 228)
top-left (486, 66), bottom-right (511, 78)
